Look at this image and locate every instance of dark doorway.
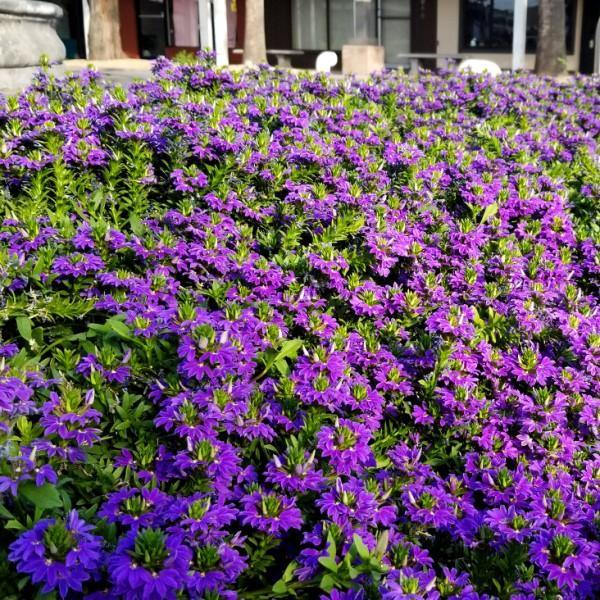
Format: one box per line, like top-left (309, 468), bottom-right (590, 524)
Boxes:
top-left (579, 0), bottom-right (600, 73)
top-left (137, 0), bottom-right (169, 57)
top-left (265, 0), bottom-right (292, 51)
top-left (411, 0), bottom-right (437, 69)
top-left (67, 0), bottom-right (87, 58)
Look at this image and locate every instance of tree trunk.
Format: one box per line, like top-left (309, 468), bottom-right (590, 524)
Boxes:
top-left (89, 0), bottom-right (123, 60)
top-left (243, 0), bottom-right (266, 65)
top-left (535, 0), bottom-right (567, 75)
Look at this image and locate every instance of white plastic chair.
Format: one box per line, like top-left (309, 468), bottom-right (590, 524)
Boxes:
top-left (315, 51), bottom-right (338, 73)
top-left (458, 59), bottom-right (502, 77)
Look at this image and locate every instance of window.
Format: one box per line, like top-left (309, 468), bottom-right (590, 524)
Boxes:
top-left (291, 0), bottom-right (328, 50)
top-left (380, 0), bottom-right (411, 64)
top-left (291, 0), bottom-right (378, 51)
top-left (461, 0), bottom-right (575, 53)
top-left (329, 0), bottom-right (356, 50)
top-left (172, 0), bottom-right (200, 47)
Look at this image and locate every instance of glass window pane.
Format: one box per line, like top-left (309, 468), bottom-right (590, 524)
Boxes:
top-left (382, 18), bottom-right (410, 65)
top-left (381, 0), bottom-right (410, 18)
top-left (524, 0), bottom-right (575, 53)
top-left (461, 0), bottom-right (574, 52)
top-left (291, 0), bottom-right (327, 50)
top-left (353, 0), bottom-right (377, 43)
top-left (462, 0), bottom-right (513, 51)
top-left (138, 0), bottom-right (167, 58)
top-left (329, 0), bottom-right (355, 50)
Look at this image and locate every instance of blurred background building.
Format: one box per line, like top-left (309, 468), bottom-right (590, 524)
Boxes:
top-left (53, 0), bottom-right (599, 73)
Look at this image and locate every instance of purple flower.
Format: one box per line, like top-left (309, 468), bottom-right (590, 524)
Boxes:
top-left (530, 531), bottom-right (598, 591)
top-left (76, 353), bottom-right (131, 384)
top-left (506, 346), bottom-right (557, 386)
top-left (173, 493), bottom-right (238, 538)
top-left (402, 484), bottom-right (456, 530)
top-left (0, 343), bottom-right (19, 358)
top-left (316, 478), bottom-right (378, 530)
top-left (99, 487), bottom-right (171, 528)
top-left (40, 390), bottom-right (101, 446)
top-left (0, 376), bottom-right (35, 417)
top-left (316, 418), bottom-right (375, 475)
top-left (292, 351), bottom-right (349, 408)
top-left (108, 528), bottom-right (191, 600)
top-left (484, 505), bottom-right (531, 543)
top-left (173, 438), bottom-right (240, 492)
top-left (381, 567), bottom-right (438, 599)
top-left (321, 589), bottom-right (367, 600)
top-left (0, 446), bottom-right (58, 495)
top-left (8, 511), bottom-right (103, 598)
top-left (240, 490), bottom-right (303, 535)
top-left (349, 281), bottom-right (386, 318)
top-left (186, 541), bottom-right (247, 595)
top-left (265, 449), bottom-right (325, 493)
top-left (52, 253), bottom-right (105, 277)
top-left (1, 62), bottom-right (599, 600)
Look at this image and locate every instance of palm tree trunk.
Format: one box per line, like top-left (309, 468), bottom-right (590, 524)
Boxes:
top-left (89, 0), bottom-right (123, 60)
top-left (535, 0), bottom-right (567, 75)
top-left (243, 0), bottom-right (266, 65)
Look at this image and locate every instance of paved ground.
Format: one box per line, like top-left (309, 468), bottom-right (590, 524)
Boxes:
top-left (61, 59), bottom-right (153, 86)
top-left (3, 59), bottom-right (570, 97)
top-left (0, 59), bottom-right (328, 96)
top-left (0, 59), bottom-right (154, 96)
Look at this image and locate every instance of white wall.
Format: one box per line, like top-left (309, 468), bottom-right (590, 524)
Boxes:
top-left (436, 0), bottom-right (584, 71)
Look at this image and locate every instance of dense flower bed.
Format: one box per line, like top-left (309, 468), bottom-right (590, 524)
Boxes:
top-left (0, 55), bottom-right (598, 599)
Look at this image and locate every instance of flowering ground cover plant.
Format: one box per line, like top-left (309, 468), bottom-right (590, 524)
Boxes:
top-left (0, 54), bottom-right (598, 599)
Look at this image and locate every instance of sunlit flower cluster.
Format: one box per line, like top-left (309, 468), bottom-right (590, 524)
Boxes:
top-left (0, 54), bottom-right (598, 598)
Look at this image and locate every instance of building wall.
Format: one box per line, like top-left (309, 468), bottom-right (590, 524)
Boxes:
top-left (436, 0), bottom-right (584, 70)
top-left (119, 0), bottom-right (140, 58)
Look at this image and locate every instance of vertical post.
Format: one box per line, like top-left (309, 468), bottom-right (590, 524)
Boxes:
top-left (199, 0), bottom-right (214, 51)
top-left (213, 0), bottom-right (229, 65)
top-left (512, 0), bottom-right (527, 70)
top-left (595, 16), bottom-right (600, 74)
top-left (410, 57), bottom-right (418, 75)
top-left (82, 0), bottom-right (90, 58)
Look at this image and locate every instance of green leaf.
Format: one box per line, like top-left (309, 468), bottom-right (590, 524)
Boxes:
top-left (347, 564), bottom-right (359, 579)
top-left (32, 255), bottom-right (48, 278)
top-left (60, 489), bottom-right (72, 512)
top-left (375, 530), bottom-right (389, 558)
top-left (318, 210), bottom-right (364, 244)
top-left (16, 316), bottom-right (32, 342)
top-left (326, 532), bottom-right (337, 560)
top-left (282, 561), bottom-right (298, 582)
top-left (318, 556), bottom-right (339, 573)
top-left (106, 317), bottom-right (131, 338)
top-left (19, 482), bottom-right (62, 510)
top-left (256, 339), bottom-right (303, 380)
top-left (5, 519), bottom-right (26, 531)
top-left (272, 580), bottom-right (288, 595)
top-left (274, 359), bottom-right (290, 376)
top-left (319, 574), bottom-right (336, 593)
top-left (275, 339), bottom-right (304, 362)
top-left (0, 503), bottom-right (16, 519)
top-left (32, 327), bottom-right (44, 347)
top-left (480, 202), bottom-right (498, 225)
top-left (352, 534), bottom-right (370, 561)
top-left (129, 213), bottom-right (144, 236)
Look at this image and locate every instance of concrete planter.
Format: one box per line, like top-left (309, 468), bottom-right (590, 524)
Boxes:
top-left (0, 0), bottom-right (65, 68)
top-left (342, 44), bottom-right (384, 76)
